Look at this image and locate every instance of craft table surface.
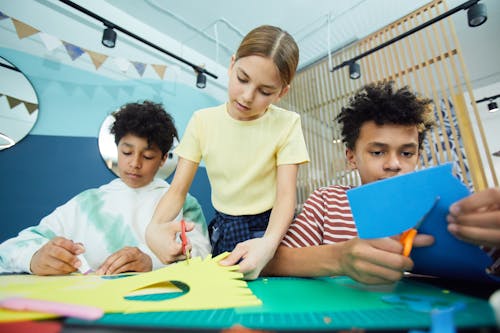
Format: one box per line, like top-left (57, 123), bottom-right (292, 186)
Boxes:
top-left (61, 276), bottom-right (498, 332)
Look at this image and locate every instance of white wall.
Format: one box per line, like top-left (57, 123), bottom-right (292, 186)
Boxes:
top-left (464, 82), bottom-right (500, 187)
top-left (452, 0), bottom-right (500, 187)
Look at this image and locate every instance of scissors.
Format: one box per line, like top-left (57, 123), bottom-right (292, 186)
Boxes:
top-left (400, 197), bottom-right (440, 257)
top-left (180, 219), bottom-right (190, 263)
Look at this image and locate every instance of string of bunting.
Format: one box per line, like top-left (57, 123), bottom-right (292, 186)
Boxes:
top-left (0, 11), bottom-right (168, 79)
top-left (0, 93), bottom-right (38, 114)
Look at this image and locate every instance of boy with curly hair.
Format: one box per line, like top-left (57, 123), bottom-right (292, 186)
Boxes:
top-left (0, 101), bottom-right (211, 275)
top-left (263, 81), bottom-right (435, 284)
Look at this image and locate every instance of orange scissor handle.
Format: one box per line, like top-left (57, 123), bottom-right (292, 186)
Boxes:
top-left (180, 220), bottom-right (190, 262)
top-left (400, 228), bottom-right (417, 257)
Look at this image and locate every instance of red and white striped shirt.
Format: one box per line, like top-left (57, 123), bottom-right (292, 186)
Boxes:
top-left (282, 185), bottom-right (358, 247)
top-left (282, 185), bottom-right (500, 278)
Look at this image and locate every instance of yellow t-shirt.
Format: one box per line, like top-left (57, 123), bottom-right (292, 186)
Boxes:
top-left (175, 103), bottom-right (310, 215)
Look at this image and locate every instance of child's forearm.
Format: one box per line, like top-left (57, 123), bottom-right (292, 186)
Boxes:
top-left (263, 244), bottom-right (342, 277)
top-left (150, 187), bottom-right (186, 225)
top-left (151, 157), bottom-right (199, 225)
top-left (263, 193), bottom-right (296, 250)
top-left (264, 164), bottom-right (299, 247)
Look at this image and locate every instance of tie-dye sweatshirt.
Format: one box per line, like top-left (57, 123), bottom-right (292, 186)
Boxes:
top-left (0, 178), bottom-right (211, 273)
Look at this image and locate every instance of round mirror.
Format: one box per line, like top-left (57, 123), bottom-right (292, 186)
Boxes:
top-left (98, 114), bottom-right (179, 179)
top-left (0, 57), bottom-right (39, 150)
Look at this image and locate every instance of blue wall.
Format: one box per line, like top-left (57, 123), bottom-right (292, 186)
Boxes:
top-left (0, 134), bottom-right (214, 242)
top-left (0, 48), bottom-right (217, 242)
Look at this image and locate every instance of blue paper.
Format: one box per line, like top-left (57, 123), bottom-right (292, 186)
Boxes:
top-left (346, 163), bottom-right (494, 282)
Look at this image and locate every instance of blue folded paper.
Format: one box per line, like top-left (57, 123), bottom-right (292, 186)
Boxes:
top-left (346, 163), bottom-right (496, 282)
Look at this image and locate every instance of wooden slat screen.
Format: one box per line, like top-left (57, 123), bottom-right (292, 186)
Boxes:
top-left (278, 0), bottom-right (498, 209)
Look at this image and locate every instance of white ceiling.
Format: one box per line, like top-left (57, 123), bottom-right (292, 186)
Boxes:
top-left (103, 0), bottom-right (435, 70)
top-left (94, 0), bottom-right (500, 89)
top-left (9, 0), bottom-right (495, 90)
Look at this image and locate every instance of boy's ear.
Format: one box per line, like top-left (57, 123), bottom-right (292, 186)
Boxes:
top-left (346, 148), bottom-right (357, 169)
top-left (160, 153), bottom-right (168, 167)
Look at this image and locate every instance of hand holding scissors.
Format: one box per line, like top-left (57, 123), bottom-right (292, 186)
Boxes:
top-left (400, 225), bottom-right (420, 257)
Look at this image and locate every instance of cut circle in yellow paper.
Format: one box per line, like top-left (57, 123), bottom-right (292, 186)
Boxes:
top-left (0, 253), bottom-right (261, 321)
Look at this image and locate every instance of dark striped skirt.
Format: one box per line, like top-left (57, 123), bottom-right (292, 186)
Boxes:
top-left (208, 209), bottom-right (271, 256)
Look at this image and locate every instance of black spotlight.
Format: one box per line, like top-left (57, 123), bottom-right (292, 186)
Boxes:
top-left (488, 100), bottom-right (498, 113)
top-left (467, 2), bottom-right (487, 27)
top-left (196, 71), bottom-right (206, 89)
top-left (349, 61), bottom-right (361, 80)
top-left (102, 26), bottom-right (117, 48)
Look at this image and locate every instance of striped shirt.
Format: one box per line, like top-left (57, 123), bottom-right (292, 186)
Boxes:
top-left (282, 185), bottom-right (500, 278)
top-left (282, 185), bottom-right (357, 247)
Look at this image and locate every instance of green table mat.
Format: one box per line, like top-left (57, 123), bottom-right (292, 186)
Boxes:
top-left (67, 277), bottom-right (496, 330)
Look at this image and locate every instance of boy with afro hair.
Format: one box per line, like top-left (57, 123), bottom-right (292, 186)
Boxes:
top-left (263, 81), bottom-right (435, 284)
top-left (0, 101), bottom-right (211, 275)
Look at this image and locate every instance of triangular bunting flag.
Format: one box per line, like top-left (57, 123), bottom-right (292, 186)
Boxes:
top-left (79, 84), bottom-right (96, 99)
top-left (153, 81), bottom-right (163, 91)
top-left (11, 18), bottom-right (39, 39)
top-left (5, 96), bottom-right (23, 109)
top-left (39, 32), bottom-right (62, 52)
top-left (62, 41), bottom-right (85, 61)
top-left (24, 102), bottom-right (38, 114)
top-left (60, 81), bottom-right (78, 96)
top-left (102, 85), bottom-right (120, 99)
top-left (152, 83), bottom-right (164, 99)
top-left (30, 77), bottom-right (52, 97)
top-left (86, 50), bottom-right (108, 70)
top-left (132, 61), bottom-right (146, 76)
top-left (151, 64), bottom-right (167, 79)
top-left (6, 15), bottom-right (173, 83)
top-left (120, 85), bottom-right (135, 96)
top-left (114, 57), bottom-right (130, 72)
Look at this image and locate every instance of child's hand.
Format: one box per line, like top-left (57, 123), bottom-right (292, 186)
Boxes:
top-left (338, 237), bottom-right (413, 285)
top-left (411, 233), bottom-right (435, 247)
top-left (30, 237), bottom-right (84, 275)
top-left (96, 247), bottom-right (152, 275)
top-left (146, 220), bottom-right (194, 264)
top-left (447, 188), bottom-right (500, 247)
top-left (219, 237), bottom-right (276, 280)
top-left (392, 233), bottom-right (435, 248)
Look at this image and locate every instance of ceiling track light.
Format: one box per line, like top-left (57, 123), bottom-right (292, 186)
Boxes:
top-left (101, 25), bottom-right (117, 48)
top-left (475, 93), bottom-right (500, 113)
top-left (487, 100), bottom-right (498, 113)
top-left (59, 0), bottom-right (217, 88)
top-left (331, 0), bottom-right (488, 78)
top-left (349, 61), bottom-right (361, 80)
top-left (196, 70), bottom-right (207, 89)
top-left (467, 2), bottom-right (487, 27)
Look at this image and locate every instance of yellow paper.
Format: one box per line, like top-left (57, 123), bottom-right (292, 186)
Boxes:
top-left (126, 281), bottom-right (182, 296)
top-left (0, 310), bottom-right (57, 323)
top-left (0, 254), bottom-right (261, 321)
